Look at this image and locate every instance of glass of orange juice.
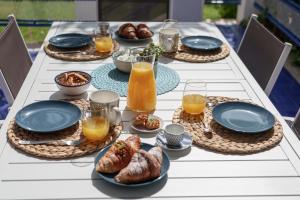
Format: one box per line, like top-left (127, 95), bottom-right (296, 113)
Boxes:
top-left (127, 54), bottom-right (157, 113)
top-left (81, 108), bottom-right (109, 142)
top-left (94, 22), bottom-right (113, 53)
top-left (182, 80), bottom-right (207, 114)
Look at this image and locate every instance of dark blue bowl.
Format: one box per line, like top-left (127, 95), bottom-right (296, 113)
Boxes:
top-left (94, 143), bottom-right (170, 187)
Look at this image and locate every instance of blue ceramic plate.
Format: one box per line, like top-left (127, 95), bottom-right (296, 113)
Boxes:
top-left (212, 102), bottom-right (275, 134)
top-left (181, 36), bottom-right (223, 51)
top-left (49, 33), bottom-right (92, 49)
top-left (94, 143), bottom-right (170, 187)
top-left (114, 31), bottom-right (153, 43)
top-left (15, 100), bottom-right (81, 133)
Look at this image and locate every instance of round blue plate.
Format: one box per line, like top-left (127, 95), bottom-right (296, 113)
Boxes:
top-left (181, 36), bottom-right (223, 51)
top-left (49, 33), bottom-right (92, 49)
top-left (15, 100), bottom-right (81, 133)
top-left (114, 31), bottom-right (153, 43)
top-left (94, 143), bottom-right (170, 187)
top-left (212, 102), bottom-right (275, 134)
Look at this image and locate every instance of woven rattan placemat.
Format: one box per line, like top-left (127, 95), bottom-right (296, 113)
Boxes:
top-left (172, 96), bottom-right (283, 154)
top-left (44, 40), bottom-right (120, 61)
top-left (164, 43), bottom-right (230, 63)
top-left (7, 99), bottom-right (122, 159)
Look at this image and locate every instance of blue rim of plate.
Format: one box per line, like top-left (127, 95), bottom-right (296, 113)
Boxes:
top-left (181, 36), bottom-right (223, 51)
top-left (94, 143), bottom-right (170, 187)
top-left (114, 31), bottom-right (153, 43)
top-left (49, 33), bottom-right (92, 49)
top-left (15, 100), bottom-right (82, 133)
top-left (212, 102), bottom-right (275, 134)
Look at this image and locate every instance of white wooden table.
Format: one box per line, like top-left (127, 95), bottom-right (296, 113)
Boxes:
top-left (1, 22), bottom-right (300, 199)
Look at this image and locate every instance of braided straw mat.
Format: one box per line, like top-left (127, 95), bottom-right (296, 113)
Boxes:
top-left (172, 96), bottom-right (283, 154)
top-left (164, 43), bottom-right (230, 63)
top-left (44, 40), bottom-right (120, 61)
top-left (7, 99), bottom-right (122, 159)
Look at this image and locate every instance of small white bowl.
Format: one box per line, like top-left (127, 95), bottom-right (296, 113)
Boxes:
top-left (164, 123), bottom-right (185, 146)
top-left (55, 71), bottom-right (91, 96)
top-left (112, 50), bottom-right (132, 73)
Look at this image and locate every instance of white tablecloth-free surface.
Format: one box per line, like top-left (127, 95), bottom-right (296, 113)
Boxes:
top-left (0, 22), bottom-right (300, 199)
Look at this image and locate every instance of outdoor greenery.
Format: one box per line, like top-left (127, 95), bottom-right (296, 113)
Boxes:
top-left (203, 4), bottom-right (237, 20)
top-left (0, 0), bottom-right (76, 44)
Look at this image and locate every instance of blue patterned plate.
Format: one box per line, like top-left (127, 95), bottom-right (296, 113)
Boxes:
top-left (212, 102), bottom-right (275, 133)
top-left (94, 143), bottom-right (170, 187)
top-left (49, 33), bottom-right (92, 49)
top-left (15, 100), bottom-right (81, 133)
top-left (181, 36), bottom-right (223, 51)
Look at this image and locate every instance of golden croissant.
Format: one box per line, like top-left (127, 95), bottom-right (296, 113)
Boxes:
top-left (96, 135), bottom-right (141, 173)
top-left (115, 146), bottom-right (163, 184)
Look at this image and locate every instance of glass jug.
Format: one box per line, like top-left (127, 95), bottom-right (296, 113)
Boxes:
top-left (127, 54), bottom-right (157, 113)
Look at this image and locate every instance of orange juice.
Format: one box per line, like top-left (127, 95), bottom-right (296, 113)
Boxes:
top-left (182, 94), bottom-right (206, 114)
top-left (82, 116), bottom-right (109, 141)
top-left (95, 36), bottom-right (113, 53)
top-left (127, 62), bottom-right (157, 112)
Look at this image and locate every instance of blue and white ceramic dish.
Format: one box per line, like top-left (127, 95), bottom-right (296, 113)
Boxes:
top-left (156, 131), bottom-right (192, 151)
top-left (212, 102), bottom-right (275, 134)
top-left (49, 33), bottom-right (92, 49)
top-left (94, 143), bottom-right (170, 187)
top-left (181, 36), bottom-right (223, 51)
top-left (15, 100), bottom-right (81, 133)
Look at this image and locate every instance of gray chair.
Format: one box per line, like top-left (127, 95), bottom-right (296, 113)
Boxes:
top-left (0, 14), bottom-right (32, 103)
top-left (286, 109), bottom-right (300, 140)
top-left (237, 14), bottom-right (292, 96)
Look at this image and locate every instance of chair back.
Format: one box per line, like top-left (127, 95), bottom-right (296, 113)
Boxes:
top-left (237, 14), bottom-right (292, 95)
top-left (0, 15), bottom-right (32, 99)
top-left (292, 109), bottom-right (300, 138)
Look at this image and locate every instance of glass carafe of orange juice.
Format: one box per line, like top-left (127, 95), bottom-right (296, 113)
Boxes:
top-left (82, 108), bottom-right (109, 142)
top-left (94, 22), bottom-right (113, 53)
top-left (127, 54), bottom-right (157, 113)
top-left (182, 80), bottom-right (207, 114)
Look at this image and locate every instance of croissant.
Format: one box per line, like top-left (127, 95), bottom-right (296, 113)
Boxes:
top-left (96, 135), bottom-right (141, 173)
top-left (119, 23), bottom-right (138, 39)
top-left (115, 146), bottom-right (163, 184)
top-left (137, 23), bottom-right (153, 39)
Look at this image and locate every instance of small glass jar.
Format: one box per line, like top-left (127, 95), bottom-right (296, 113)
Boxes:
top-left (94, 22), bottom-right (113, 53)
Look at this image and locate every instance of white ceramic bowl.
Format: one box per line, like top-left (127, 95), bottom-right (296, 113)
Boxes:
top-left (164, 123), bottom-right (185, 146)
top-left (112, 50), bottom-right (132, 73)
top-left (55, 71), bottom-right (91, 96)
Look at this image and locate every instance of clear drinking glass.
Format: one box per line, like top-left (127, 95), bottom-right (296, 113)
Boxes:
top-left (159, 19), bottom-right (179, 53)
top-left (94, 22), bottom-right (113, 53)
top-left (182, 80), bottom-right (207, 114)
top-left (81, 108), bottom-right (109, 141)
top-left (127, 54), bottom-right (157, 113)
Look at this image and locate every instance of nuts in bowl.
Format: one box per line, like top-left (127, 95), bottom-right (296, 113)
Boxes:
top-left (55, 71), bottom-right (91, 95)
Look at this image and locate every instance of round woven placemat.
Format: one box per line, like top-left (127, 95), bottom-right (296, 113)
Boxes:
top-left (91, 63), bottom-right (180, 97)
top-left (163, 43), bottom-right (230, 63)
top-left (44, 40), bottom-right (120, 61)
top-left (7, 99), bottom-right (122, 159)
top-left (172, 96), bottom-right (283, 154)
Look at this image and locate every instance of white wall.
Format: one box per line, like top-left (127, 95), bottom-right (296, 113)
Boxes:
top-left (169, 0), bottom-right (205, 22)
top-left (237, 0), bottom-right (256, 22)
top-left (75, 0), bottom-right (98, 21)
